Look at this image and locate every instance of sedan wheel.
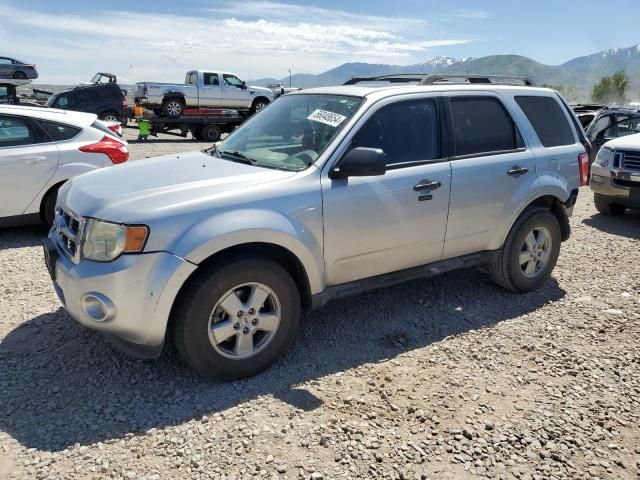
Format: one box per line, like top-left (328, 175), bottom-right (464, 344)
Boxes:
top-left (12, 71), bottom-right (27, 80)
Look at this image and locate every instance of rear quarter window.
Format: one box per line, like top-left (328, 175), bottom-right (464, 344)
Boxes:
top-left (515, 96), bottom-right (575, 147)
top-left (38, 120), bottom-right (81, 141)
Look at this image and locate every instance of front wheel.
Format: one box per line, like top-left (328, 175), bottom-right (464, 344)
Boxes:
top-left (594, 194), bottom-right (626, 216)
top-left (199, 125), bottom-right (221, 142)
top-left (172, 258), bottom-right (301, 380)
top-left (250, 99), bottom-right (269, 115)
top-left (490, 208), bottom-right (561, 292)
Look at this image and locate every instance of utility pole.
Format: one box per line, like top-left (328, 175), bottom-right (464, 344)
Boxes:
top-left (288, 69), bottom-right (292, 88)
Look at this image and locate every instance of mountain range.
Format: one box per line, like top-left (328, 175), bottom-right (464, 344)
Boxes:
top-left (254, 45), bottom-right (640, 101)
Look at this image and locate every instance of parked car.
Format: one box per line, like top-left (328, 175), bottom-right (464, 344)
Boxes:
top-left (0, 105), bottom-right (129, 227)
top-left (571, 104), bottom-right (606, 129)
top-left (46, 82), bottom-right (130, 125)
top-left (44, 79), bottom-right (587, 380)
top-left (590, 132), bottom-right (640, 215)
top-left (0, 83), bottom-right (18, 104)
top-left (0, 57), bottom-right (38, 80)
top-left (585, 107), bottom-right (640, 165)
top-left (135, 70), bottom-right (273, 117)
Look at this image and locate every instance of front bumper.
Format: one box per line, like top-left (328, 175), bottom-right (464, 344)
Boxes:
top-left (45, 232), bottom-right (197, 358)
top-left (590, 170), bottom-right (640, 208)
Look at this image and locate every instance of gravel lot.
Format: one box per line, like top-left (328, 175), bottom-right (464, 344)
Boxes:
top-left (1, 128), bottom-right (639, 480)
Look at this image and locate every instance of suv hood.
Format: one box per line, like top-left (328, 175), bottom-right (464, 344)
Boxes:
top-left (59, 150), bottom-right (296, 223)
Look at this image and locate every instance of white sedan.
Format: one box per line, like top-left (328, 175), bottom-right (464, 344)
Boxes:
top-left (0, 105), bottom-right (128, 227)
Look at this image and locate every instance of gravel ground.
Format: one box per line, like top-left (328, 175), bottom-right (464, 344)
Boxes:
top-left (0, 130), bottom-right (639, 480)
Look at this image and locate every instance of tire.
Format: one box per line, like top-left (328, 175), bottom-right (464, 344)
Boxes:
top-left (490, 208), bottom-right (561, 292)
top-left (41, 185), bottom-right (61, 227)
top-left (12, 71), bottom-right (27, 80)
top-left (199, 125), bottom-right (222, 142)
top-left (100, 111), bottom-right (120, 123)
top-left (172, 258), bottom-right (301, 380)
top-left (250, 98), bottom-right (269, 115)
top-left (594, 194), bottom-right (626, 216)
top-left (162, 98), bottom-right (184, 117)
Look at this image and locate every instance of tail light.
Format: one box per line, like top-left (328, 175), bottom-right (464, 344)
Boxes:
top-left (80, 136), bottom-right (129, 164)
top-left (578, 152), bottom-right (589, 186)
top-left (107, 123), bottom-right (123, 137)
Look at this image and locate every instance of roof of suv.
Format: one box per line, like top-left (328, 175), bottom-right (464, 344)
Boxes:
top-left (0, 104), bottom-right (97, 126)
top-left (289, 84), bottom-right (559, 102)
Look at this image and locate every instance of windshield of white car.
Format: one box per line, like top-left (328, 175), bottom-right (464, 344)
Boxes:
top-left (215, 94), bottom-right (364, 171)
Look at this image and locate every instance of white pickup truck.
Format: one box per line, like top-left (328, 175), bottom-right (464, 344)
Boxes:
top-left (135, 70), bottom-right (274, 117)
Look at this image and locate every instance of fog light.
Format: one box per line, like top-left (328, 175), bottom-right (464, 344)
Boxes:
top-left (590, 174), bottom-right (605, 183)
top-left (81, 292), bottom-right (116, 323)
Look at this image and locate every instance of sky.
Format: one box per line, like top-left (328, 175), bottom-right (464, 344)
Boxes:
top-left (1, 0), bottom-right (639, 85)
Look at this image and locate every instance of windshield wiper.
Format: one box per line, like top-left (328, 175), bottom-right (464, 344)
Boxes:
top-left (217, 149), bottom-right (258, 165)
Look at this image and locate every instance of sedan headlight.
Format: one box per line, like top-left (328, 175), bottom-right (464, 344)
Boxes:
top-left (593, 147), bottom-right (612, 168)
top-left (82, 219), bottom-right (149, 262)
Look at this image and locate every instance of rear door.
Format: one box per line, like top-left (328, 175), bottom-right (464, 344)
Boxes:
top-left (199, 72), bottom-right (222, 107)
top-left (0, 57), bottom-right (13, 78)
top-left (442, 93), bottom-right (537, 259)
top-left (0, 115), bottom-right (59, 218)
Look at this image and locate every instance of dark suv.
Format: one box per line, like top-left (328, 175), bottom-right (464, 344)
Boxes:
top-left (585, 107), bottom-right (640, 165)
top-left (47, 83), bottom-right (130, 125)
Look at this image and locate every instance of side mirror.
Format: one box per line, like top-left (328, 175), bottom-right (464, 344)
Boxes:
top-left (241, 81), bottom-right (248, 90)
top-left (330, 147), bottom-right (386, 179)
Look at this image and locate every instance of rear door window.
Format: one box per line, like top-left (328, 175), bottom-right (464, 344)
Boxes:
top-left (352, 98), bottom-right (440, 167)
top-left (450, 96), bottom-right (522, 157)
top-left (515, 96), bottom-right (575, 147)
top-left (0, 116), bottom-right (36, 147)
top-left (203, 73), bottom-right (219, 86)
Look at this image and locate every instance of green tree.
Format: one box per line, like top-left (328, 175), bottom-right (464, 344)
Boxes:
top-left (592, 70), bottom-right (629, 104)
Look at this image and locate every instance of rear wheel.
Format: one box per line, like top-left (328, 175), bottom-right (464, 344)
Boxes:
top-left (41, 185), bottom-right (61, 227)
top-left (12, 71), bottom-right (27, 80)
top-left (199, 125), bottom-right (222, 142)
top-left (100, 111), bottom-right (120, 123)
top-left (162, 98), bottom-right (184, 117)
top-left (172, 258), bottom-right (300, 380)
top-left (594, 194), bottom-right (626, 216)
top-left (490, 208), bottom-right (561, 292)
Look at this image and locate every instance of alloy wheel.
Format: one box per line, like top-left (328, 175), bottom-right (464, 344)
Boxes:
top-left (207, 282), bottom-right (281, 360)
top-left (519, 226), bottom-right (552, 278)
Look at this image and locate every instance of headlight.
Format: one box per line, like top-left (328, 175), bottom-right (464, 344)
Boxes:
top-left (593, 147), bottom-right (612, 168)
top-left (82, 219), bottom-right (149, 262)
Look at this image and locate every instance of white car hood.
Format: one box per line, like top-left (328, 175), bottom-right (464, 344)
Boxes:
top-left (604, 132), bottom-right (640, 150)
top-left (249, 85), bottom-right (274, 97)
top-left (59, 150), bottom-right (296, 223)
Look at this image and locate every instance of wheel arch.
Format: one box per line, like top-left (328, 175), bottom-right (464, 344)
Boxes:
top-left (38, 180), bottom-right (67, 222)
top-left (166, 242), bottom-right (314, 337)
top-left (496, 193), bottom-right (573, 249)
top-left (252, 96), bottom-right (270, 107)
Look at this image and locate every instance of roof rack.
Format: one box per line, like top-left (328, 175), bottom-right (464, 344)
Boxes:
top-left (343, 74), bottom-right (433, 85)
top-left (344, 74), bottom-right (536, 87)
top-left (418, 74), bottom-right (536, 86)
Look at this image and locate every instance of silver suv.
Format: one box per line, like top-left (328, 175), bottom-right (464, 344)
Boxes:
top-left (590, 132), bottom-right (640, 215)
top-left (43, 80), bottom-right (588, 379)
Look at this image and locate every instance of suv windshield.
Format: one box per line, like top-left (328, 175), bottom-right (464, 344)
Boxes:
top-left (216, 94), bottom-right (363, 171)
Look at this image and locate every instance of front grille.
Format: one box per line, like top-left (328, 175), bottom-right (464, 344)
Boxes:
top-left (54, 205), bottom-right (85, 263)
top-left (621, 150), bottom-right (640, 171)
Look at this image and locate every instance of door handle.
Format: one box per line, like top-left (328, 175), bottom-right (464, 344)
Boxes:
top-left (507, 166), bottom-right (528, 177)
top-left (413, 179), bottom-right (441, 192)
top-left (22, 156), bottom-right (47, 165)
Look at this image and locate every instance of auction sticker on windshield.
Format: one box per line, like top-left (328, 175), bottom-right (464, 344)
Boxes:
top-left (307, 109), bottom-right (347, 127)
